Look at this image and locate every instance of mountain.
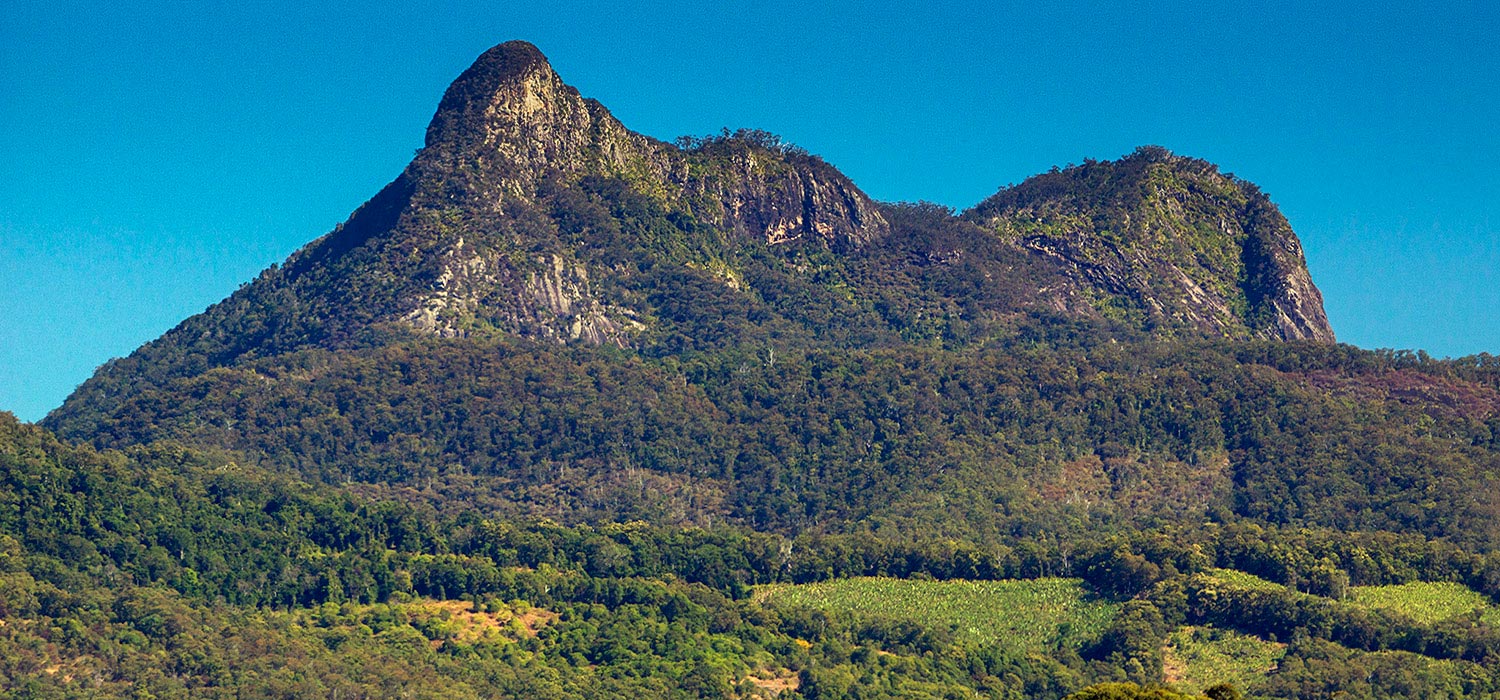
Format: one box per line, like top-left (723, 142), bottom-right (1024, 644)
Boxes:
top-left (42, 39), bottom-right (1500, 553)
top-left (41, 41), bottom-right (1368, 531)
top-left (49, 41), bottom-right (1327, 432)
top-left (48, 43), bottom-right (1326, 372)
top-left (43, 41), bottom-right (1495, 542)
top-left (15, 40), bottom-right (1500, 699)
top-left (968, 147), bottom-right (1333, 342)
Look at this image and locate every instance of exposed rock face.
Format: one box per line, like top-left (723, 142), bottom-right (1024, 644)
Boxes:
top-left (397, 240), bottom-right (641, 347)
top-left (967, 147), bottom-right (1334, 342)
top-left (703, 146), bottom-right (888, 251)
top-left (415, 41), bottom-right (886, 252)
top-left (337, 41), bottom-right (890, 346)
top-left (1238, 193), bottom-right (1335, 342)
top-left (418, 41), bottom-right (672, 208)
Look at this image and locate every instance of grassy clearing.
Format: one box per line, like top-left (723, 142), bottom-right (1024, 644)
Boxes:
top-left (754, 577), bottom-right (1118, 652)
top-left (1162, 625), bottom-right (1286, 694)
top-left (1348, 581), bottom-right (1500, 626)
top-left (1202, 568), bottom-right (1287, 592)
top-left (297, 598), bottom-right (559, 647)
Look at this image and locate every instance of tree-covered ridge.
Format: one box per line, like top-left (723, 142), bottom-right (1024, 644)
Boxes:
top-left (44, 334), bottom-right (1500, 549)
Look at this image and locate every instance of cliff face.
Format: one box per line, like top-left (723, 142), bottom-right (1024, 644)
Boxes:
top-left (967, 147), bottom-right (1334, 342)
top-left (280, 41), bottom-right (889, 348)
top-left (414, 41), bottom-right (885, 249)
top-left (417, 41), bottom-right (670, 210)
top-left (1238, 192), bottom-right (1335, 342)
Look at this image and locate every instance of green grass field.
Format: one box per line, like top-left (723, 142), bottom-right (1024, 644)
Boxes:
top-left (1202, 568), bottom-right (1287, 592)
top-left (754, 577), bottom-right (1118, 652)
top-left (1348, 581), bottom-right (1500, 626)
top-left (1162, 625), bottom-right (1286, 694)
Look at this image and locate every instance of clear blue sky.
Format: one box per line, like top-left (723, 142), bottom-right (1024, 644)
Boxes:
top-left (3, 1), bottom-right (1497, 422)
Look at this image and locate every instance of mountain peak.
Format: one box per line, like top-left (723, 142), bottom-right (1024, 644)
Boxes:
top-left (967, 147), bottom-right (1335, 342)
top-left (423, 40), bottom-right (571, 150)
top-left (463, 40), bottom-right (552, 82)
top-left (413, 42), bottom-right (887, 255)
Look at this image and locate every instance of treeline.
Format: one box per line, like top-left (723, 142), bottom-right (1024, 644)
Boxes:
top-left (40, 332), bottom-right (1500, 556)
top-left (1181, 577), bottom-right (1500, 663)
top-left (9, 410), bottom-right (1500, 614)
top-left (1077, 570), bottom-right (1500, 699)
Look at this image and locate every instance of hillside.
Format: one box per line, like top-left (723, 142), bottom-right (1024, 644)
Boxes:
top-left (16, 40), bottom-right (1500, 698)
top-left (6, 412), bottom-right (1500, 698)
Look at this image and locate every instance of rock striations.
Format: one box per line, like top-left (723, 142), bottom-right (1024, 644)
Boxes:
top-left (967, 147), bottom-right (1333, 342)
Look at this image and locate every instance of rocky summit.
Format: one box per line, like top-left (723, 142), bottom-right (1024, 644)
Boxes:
top-left (967, 146), bottom-right (1332, 342)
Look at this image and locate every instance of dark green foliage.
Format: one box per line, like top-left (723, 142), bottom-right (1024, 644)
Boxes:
top-left (1088, 600), bottom-right (1172, 682)
top-left (1063, 682), bottom-right (1205, 700)
top-left (1258, 636), bottom-right (1500, 700)
top-left (43, 331), bottom-right (1500, 555)
top-left (10, 408), bottom-right (1500, 696)
top-left (2, 415), bottom-right (1113, 697)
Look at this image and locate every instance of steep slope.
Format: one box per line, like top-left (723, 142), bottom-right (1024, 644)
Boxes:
top-left (82, 42), bottom-right (885, 365)
top-left (967, 147), bottom-right (1333, 342)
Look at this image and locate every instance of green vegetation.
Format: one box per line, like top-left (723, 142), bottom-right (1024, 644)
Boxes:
top-left (1063, 683), bottom-right (1215, 700)
top-left (757, 577), bottom-right (1118, 652)
top-left (1348, 581), bottom-right (1500, 626)
top-left (41, 332), bottom-right (1500, 554)
top-left (1162, 626), bottom-right (1285, 695)
top-left (12, 406), bottom-right (1500, 697)
top-left (1201, 569), bottom-right (1286, 592)
top-left (1254, 638), bottom-right (1498, 700)
top-left (0, 415), bottom-right (1096, 698)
